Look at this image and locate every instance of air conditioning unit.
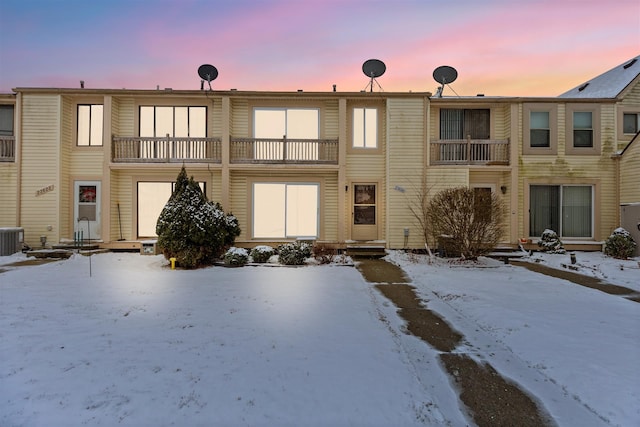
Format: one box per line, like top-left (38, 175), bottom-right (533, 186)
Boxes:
top-left (0, 227), bottom-right (24, 256)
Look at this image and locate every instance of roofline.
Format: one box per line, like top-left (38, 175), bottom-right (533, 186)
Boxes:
top-left (11, 87), bottom-right (433, 98)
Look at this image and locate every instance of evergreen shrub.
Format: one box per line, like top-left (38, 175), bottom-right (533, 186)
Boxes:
top-left (277, 241), bottom-right (311, 265)
top-left (156, 167), bottom-right (241, 269)
top-left (537, 229), bottom-right (566, 254)
top-left (223, 247), bottom-right (249, 266)
top-left (250, 245), bottom-right (275, 263)
top-left (604, 227), bottom-right (636, 259)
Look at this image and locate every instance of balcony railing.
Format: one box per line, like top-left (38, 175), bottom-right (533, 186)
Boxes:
top-left (230, 137), bottom-right (338, 164)
top-left (0, 135), bottom-right (15, 162)
top-left (112, 136), bottom-right (221, 163)
top-left (430, 138), bottom-right (510, 165)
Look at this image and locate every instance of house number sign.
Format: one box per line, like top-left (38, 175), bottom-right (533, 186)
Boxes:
top-left (35, 184), bottom-right (55, 197)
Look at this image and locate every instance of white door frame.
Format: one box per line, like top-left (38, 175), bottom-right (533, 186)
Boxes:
top-left (74, 180), bottom-right (101, 241)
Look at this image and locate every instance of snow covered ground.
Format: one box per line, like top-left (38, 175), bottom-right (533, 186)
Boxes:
top-left (1, 250), bottom-right (638, 426)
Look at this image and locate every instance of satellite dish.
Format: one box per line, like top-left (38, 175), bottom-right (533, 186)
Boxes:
top-left (362, 59), bottom-right (386, 92)
top-left (432, 65), bottom-right (458, 97)
top-left (198, 64), bottom-right (218, 90)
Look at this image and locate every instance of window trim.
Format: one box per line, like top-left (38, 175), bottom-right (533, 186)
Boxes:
top-left (565, 104), bottom-right (600, 155)
top-left (523, 103), bottom-right (558, 155)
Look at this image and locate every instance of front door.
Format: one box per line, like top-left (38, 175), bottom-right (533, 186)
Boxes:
top-left (351, 183), bottom-right (378, 241)
top-left (74, 181), bottom-right (101, 240)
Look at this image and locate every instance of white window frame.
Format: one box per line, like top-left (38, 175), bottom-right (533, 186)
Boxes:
top-left (252, 182), bottom-right (319, 239)
top-left (77, 104), bottom-right (103, 146)
top-left (352, 107), bottom-right (378, 148)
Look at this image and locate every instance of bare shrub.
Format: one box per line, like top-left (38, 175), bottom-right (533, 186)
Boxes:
top-left (313, 243), bottom-right (336, 264)
top-left (427, 187), bottom-right (504, 260)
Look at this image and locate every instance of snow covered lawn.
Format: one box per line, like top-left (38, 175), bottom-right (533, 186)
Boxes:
top-left (1, 251), bottom-right (638, 426)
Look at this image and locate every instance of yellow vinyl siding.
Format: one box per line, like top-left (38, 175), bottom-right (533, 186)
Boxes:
top-left (20, 94), bottom-right (61, 247)
top-left (620, 141), bottom-right (640, 203)
top-left (386, 98), bottom-right (425, 248)
top-left (0, 163), bottom-right (18, 226)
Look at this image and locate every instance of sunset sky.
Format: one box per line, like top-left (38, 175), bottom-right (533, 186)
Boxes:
top-left (0, 0), bottom-right (638, 96)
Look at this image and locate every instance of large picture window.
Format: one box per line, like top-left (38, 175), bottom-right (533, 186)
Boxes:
top-left (529, 185), bottom-right (593, 238)
top-left (139, 106), bottom-right (206, 137)
top-left (137, 181), bottom-right (205, 237)
top-left (77, 104), bottom-right (103, 146)
top-left (253, 183), bottom-right (319, 239)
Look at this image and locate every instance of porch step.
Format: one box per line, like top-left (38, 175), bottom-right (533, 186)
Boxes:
top-left (346, 244), bottom-right (387, 259)
top-left (52, 243), bottom-right (101, 250)
top-left (26, 249), bottom-right (73, 259)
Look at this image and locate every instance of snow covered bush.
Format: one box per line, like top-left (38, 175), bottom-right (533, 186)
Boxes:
top-left (156, 167), bottom-right (241, 269)
top-left (277, 241), bottom-right (312, 265)
top-left (250, 245), bottom-right (275, 263)
top-left (223, 247), bottom-right (249, 266)
top-left (537, 229), bottom-right (566, 254)
top-left (604, 228), bottom-right (636, 259)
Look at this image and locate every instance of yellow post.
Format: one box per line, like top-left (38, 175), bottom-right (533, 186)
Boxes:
top-left (169, 257), bottom-right (176, 270)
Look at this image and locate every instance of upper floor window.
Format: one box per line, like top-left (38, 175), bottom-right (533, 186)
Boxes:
top-left (623, 112), bottom-right (640, 134)
top-left (77, 104), bottom-right (103, 146)
top-left (573, 112), bottom-right (593, 148)
top-left (440, 109), bottom-right (490, 140)
top-left (523, 103), bottom-right (558, 155)
top-left (565, 104), bottom-right (600, 155)
top-left (140, 106), bottom-right (206, 137)
top-left (353, 107), bottom-right (378, 148)
top-left (0, 105), bottom-right (14, 136)
top-left (253, 107), bottom-right (319, 161)
top-left (530, 111), bottom-right (550, 147)
top-left (253, 107), bottom-right (319, 139)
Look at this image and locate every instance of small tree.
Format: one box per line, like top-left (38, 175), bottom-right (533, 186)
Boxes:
top-left (156, 167), bottom-right (241, 269)
top-left (604, 227), bottom-right (636, 259)
top-left (427, 187), bottom-right (504, 260)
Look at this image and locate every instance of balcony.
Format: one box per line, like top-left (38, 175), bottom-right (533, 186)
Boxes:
top-left (430, 139), bottom-right (510, 166)
top-left (0, 135), bottom-right (15, 162)
top-left (230, 137), bottom-right (338, 164)
top-left (112, 136), bottom-right (221, 163)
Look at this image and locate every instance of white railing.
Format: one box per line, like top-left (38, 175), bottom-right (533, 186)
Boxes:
top-left (430, 138), bottom-right (509, 165)
top-left (112, 136), bottom-right (221, 163)
top-left (0, 136), bottom-right (15, 162)
top-left (230, 137), bottom-right (338, 164)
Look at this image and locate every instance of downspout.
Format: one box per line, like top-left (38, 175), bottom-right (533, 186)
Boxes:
top-left (611, 152), bottom-right (621, 226)
top-left (15, 92), bottom-right (22, 229)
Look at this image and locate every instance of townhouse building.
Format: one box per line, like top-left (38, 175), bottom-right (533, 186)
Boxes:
top-left (1, 56), bottom-right (638, 253)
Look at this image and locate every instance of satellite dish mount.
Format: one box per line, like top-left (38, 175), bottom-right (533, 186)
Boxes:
top-left (362, 59), bottom-right (386, 92)
top-left (198, 64), bottom-right (218, 90)
top-left (432, 65), bottom-right (458, 97)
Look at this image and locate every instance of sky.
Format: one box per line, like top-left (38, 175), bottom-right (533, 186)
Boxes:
top-left (1, 250), bottom-right (638, 425)
top-left (0, 0), bottom-right (639, 96)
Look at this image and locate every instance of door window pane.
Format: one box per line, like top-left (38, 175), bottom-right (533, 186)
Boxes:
top-left (562, 186), bottom-right (592, 238)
